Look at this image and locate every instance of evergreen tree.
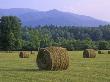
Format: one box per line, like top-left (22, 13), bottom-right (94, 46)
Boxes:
top-left (0, 16), bottom-right (22, 50)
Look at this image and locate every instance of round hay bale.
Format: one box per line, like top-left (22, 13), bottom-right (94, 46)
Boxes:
top-left (98, 50), bottom-right (108, 54)
top-left (108, 51), bottom-right (110, 54)
top-left (98, 50), bottom-right (104, 54)
top-left (83, 49), bottom-right (96, 58)
top-left (19, 51), bottom-right (29, 58)
top-left (36, 46), bottom-right (69, 71)
top-left (98, 51), bottom-right (102, 54)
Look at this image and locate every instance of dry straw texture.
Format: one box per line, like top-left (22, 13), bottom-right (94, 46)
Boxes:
top-left (83, 49), bottom-right (96, 58)
top-left (36, 46), bottom-right (69, 71)
top-left (19, 51), bottom-right (29, 58)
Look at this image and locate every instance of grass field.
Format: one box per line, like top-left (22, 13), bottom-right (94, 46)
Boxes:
top-left (0, 51), bottom-right (110, 82)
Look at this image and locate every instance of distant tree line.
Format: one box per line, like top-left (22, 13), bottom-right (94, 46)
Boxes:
top-left (0, 16), bottom-right (110, 51)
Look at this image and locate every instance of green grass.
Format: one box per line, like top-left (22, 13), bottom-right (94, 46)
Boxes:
top-left (0, 51), bottom-right (110, 82)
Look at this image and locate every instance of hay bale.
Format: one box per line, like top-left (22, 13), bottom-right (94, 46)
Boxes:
top-left (83, 49), bottom-right (96, 58)
top-left (98, 50), bottom-right (108, 54)
top-left (36, 46), bottom-right (69, 71)
top-left (98, 51), bottom-right (103, 54)
top-left (19, 51), bottom-right (29, 58)
top-left (108, 51), bottom-right (110, 54)
top-left (98, 50), bottom-right (104, 54)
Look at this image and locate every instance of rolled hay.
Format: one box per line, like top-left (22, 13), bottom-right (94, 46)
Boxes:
top-left (98, 50), bottom-right (108, 54)
top-left (108, 51), bottom-right (110, 54)
top-left (98, 50), bottom-right (104, 54)
top-left (83, 49), bottom-right (96, 58)
top-left (36, 46), bottom-right (69, 71)
top-left (19, 51), bottom-right (29, 58)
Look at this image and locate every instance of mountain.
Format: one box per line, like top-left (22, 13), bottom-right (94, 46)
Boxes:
top-left (0, 8), bottom-right (109, 27)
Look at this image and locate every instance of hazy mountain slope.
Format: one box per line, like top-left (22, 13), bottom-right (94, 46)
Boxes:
top-left (0, 8), bottom-right (109, 27)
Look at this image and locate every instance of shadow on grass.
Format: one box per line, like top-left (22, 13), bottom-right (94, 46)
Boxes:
top-left (0, 67), bottom-right (40, 72)
top-left (0, 66), bottom-right (56, 72)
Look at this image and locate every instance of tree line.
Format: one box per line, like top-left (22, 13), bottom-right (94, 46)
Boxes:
top-left (0, 16), bottom-right (110, 51)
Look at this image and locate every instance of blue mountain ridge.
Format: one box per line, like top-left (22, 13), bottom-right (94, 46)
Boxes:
top-left (0, 8), bottom-right (109, 27)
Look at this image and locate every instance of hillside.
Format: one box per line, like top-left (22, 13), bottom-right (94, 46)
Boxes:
top-left (0, 8), bottom-right (109, 27)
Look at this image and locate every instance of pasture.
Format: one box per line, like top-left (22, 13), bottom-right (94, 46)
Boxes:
top-left (0, 51), bottom-right (110, 82)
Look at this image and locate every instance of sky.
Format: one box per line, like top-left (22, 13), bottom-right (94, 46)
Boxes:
top-left (0, 0), bottom-right (110, 21)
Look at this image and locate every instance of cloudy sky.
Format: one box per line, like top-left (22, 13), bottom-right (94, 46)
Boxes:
top-left (0, 0), bottom-right (110, 21)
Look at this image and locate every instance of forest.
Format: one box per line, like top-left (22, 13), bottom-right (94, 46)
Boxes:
top-left (0, 16), bottom-right (110, 51)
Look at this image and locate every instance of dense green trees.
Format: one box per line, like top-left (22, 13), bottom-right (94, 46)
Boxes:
top-left (0, 16), bottom-right (22, 50)
top-left (0, 16), bottom-right (110, 51)
top-left (21, 25), bottom-right (110, 50)
top-left (98, 41), bottom-right (110, 50)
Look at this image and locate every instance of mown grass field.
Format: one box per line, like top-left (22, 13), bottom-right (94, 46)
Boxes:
top-left (0, 51), bottom-right (110, 82)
